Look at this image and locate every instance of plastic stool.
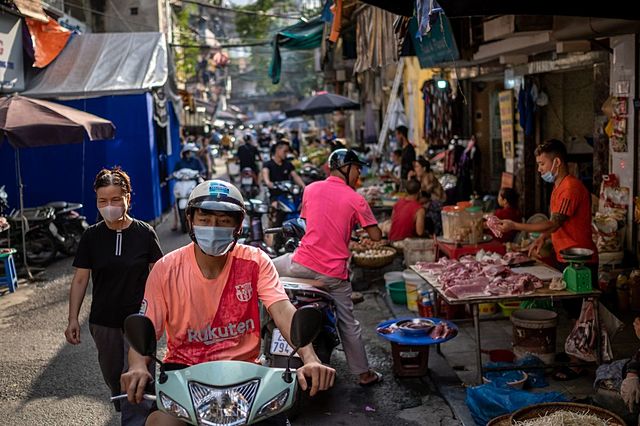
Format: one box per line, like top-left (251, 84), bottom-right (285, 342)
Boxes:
top-left (0, 249), bottom-right (18, 293)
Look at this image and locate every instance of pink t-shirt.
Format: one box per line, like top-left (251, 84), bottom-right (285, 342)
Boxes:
top-left (141, 243), bottom-right (288, 366)
top-left (292, 176), bottom-right (378, 279)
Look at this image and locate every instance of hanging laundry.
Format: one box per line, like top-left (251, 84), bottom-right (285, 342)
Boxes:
top-left (422, 79), bottom-right (453, 144)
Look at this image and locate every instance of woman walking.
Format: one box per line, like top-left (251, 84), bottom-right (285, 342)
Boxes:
top-left (64, 167), bottom-right (163, 426)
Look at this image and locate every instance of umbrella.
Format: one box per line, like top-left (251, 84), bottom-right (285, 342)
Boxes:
top-left (285, 92), bottom-right (360, 117)
top-left (0, 94), bottom-right (115, 277)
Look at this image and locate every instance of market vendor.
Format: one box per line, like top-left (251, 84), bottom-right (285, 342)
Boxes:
top-left (496, 139), bottom-right (598, 380)
top-left (496, 139), bottom-right (597, 267)
top-left (387, 179), bottom-right (425, 241)
top-left (492, 187), bottom-right (522, 243)
top-left (409, 157), bottom-right (445, 235)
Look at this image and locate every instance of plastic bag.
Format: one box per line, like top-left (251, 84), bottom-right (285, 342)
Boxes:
top-left (466, 384), bottom-right (568, 425)
top-left (565, 300), bottom-right (618, 362)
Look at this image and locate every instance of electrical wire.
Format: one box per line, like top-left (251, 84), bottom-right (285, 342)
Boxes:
top-left (179, 0), bottom-right (303, 20)
top-left (62, 1), bottom-right (159, 30)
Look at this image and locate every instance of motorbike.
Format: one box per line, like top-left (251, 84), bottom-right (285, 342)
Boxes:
top-left (239, 168), bottom-right (261, 200)
top-left (112, 307), bottom-right (323, 425)
top-left (169, 168), bottom-right (203, 233)
top-left (264, 218), bottom-right (306, 255)
top-left (0, 186), bottom-right (62, 266)
top-left (241, 199), bottom-right (277, 259)
top-left (44, 201), bottom-right (89, 256)
top-left (298, 163), bottom-right (326, 185)
top-left (269, 181), bottom-right (302, 228)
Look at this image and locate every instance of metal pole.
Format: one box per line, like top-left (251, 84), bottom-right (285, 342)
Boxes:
top-left (473, 303), bottom-right (483, 385)
top-left (15, 149), bottom-right (34, 280)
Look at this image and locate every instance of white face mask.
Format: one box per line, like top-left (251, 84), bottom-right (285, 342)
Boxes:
top-left (193, 226), bottom-right (236, 257)
top-left (99, 205), bottom-right (125, 222)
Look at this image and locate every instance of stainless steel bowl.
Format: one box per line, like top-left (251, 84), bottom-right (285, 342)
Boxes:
top-left (559, 247), bottom-right (594, 261)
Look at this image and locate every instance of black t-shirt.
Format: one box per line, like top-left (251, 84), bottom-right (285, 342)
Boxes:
top-left (237, 144), bottom-right (259, 172)
top-left (73, 219), bottom-right (163, 328)
top-left (401, 143), bottom-right (416, 179)
top-left (264, 159), bottom-right (294, 196)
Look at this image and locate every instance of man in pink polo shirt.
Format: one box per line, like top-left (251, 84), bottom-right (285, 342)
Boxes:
top-left (273, 149), bottom-right (384, 386)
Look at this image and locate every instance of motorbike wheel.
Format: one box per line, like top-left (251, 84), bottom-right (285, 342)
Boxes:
top-left (178, 208), bottom-right (188, 233)
top-left (24, 229), bottom-right (58, 265)
top-left (58, 223), bottom-right (87, 256)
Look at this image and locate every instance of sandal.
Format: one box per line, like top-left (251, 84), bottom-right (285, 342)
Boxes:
top-left (359, 370), bottom-right (383, 387)
top-left (553, 366), bottom-right (585, 381)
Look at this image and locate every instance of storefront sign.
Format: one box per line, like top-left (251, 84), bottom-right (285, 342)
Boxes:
top-left (499, 90), bottom-right (515, 158)
top-left (0, 15), bottom-right (25, 92)
top-left (58, 14), bottom-right (87, 33)
top-left (409, 15), bottom-right (460, 68)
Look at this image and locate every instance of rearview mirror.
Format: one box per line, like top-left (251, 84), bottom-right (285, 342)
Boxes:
top-left (290, 306), bottom-right (322, 349)
top-left (124, 314), bottom-right (157, 357)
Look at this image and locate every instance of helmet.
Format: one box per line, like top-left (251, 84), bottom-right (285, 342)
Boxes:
top-left (328, 149), bottom-right (369, 170)
top-left (181, 143), bottom-right (199, 155)
top-left (187, 180), bottom-right (245, 213)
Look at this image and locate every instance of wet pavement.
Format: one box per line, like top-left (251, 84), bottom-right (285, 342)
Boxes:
top-left (0, 158), bottom-right (464, 425)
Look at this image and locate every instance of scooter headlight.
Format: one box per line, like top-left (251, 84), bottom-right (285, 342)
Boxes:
top-left (159, 391), bottom-right (190, 420)
top-left (189, 380), bottom-right (259, 426)
top-left (256, 389), bottom-right (289, 420)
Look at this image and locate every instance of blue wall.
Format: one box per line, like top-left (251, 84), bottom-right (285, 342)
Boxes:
top-left (0, 93), bottom-right (180, 224)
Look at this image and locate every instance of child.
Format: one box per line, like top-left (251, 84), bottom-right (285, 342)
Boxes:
top-left (494, 187), bottom-right (521, 242)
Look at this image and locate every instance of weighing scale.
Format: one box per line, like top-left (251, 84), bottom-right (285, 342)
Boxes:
top-left (559, 248), bottom-right (594, 293)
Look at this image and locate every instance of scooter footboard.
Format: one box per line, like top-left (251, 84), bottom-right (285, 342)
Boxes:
top-left (156, 360), bottom-right (297, 425)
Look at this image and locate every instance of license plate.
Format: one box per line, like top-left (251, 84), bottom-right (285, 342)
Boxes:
top-left (270, 328), bottom-right (299, 357)
top-left (241, 177), bottom-right (253, 185)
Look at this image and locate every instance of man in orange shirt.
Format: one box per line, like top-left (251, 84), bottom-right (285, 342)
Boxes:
top-left (497, 139), bottom-right (598, 380)
top-left (120, 180), bottom-right (335, 425)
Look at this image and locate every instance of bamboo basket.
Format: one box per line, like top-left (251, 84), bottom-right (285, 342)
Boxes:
top-left (352, 247), bottom-right (397, 269)
top-left (509, 402), bottom-right (625, 425)
top-left (487, 414), bottom-right (511, 426)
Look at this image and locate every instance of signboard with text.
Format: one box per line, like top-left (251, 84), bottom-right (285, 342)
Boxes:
top-left (499, 90), bottom-right (515, 159)
top-left (0, 15), bottom-right (25, 92)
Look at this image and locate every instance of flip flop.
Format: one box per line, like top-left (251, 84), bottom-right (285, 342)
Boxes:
top-left (359, 370), bottom-right (383, 387)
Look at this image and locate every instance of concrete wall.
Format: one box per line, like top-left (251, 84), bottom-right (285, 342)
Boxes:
top-left (104, 0), bottom-right (161, 32)
top-left (610, 35), bottom-right (637, 250)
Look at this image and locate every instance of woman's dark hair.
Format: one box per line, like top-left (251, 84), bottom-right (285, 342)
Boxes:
top-left (534, 139), bottom-right (567, 163)
top-left (416, 156), bottom-right (431, 172)
top-left (500, 187), bottom-right (519, 208)
top-left (93, 167), bottom-right (132, 195)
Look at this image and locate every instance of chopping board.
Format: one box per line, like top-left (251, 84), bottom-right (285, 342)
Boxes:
top-left (511, 265), bottom-right (563, 281)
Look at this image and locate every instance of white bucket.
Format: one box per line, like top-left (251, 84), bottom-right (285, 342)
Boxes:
top-left (384, 271), bottom-right (404, 286)
top-left (403, 269), bottom-right (424, 312)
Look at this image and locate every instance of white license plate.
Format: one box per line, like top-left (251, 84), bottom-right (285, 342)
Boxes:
top-left (241, 177), bottom-right (253, 185)
top-left (270, 328), bottom-right (299, 357)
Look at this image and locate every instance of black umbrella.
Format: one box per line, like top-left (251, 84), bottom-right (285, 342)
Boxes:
top-left (285, 92), bottom-right (360, 117)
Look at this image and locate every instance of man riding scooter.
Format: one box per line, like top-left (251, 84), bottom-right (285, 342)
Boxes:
top-left (171, 143), bottom-right (205, 231)
top-left (121, 180), bottom-right (335, 426)
top-left (272, 149), bottom-right (384, 387)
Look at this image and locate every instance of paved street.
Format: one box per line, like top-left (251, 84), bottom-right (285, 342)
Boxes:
top-left (0, 161), bottom-right (462, 426)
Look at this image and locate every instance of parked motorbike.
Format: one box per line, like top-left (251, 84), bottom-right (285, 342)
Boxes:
top-left (0, 186), bottom-right (61, 265)
top-left (111, 308), bottom-right (322, 425)
top-left (241, 199), bottom-right (277, 258)
top-left (169, 168), bottom-right (203, 233)
top-left (45, 201), bottom-right (89, 256)
top-left (239, 168), bottom-right (261, 200)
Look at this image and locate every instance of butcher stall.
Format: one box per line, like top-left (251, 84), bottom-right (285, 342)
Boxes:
top-left (409, 251), bottom-right (602, 384)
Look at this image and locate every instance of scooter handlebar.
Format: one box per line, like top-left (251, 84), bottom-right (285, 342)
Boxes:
top-left (110, 394), bottom-right (156, 402)
top-left (264, 227), bottom-right (282, 234)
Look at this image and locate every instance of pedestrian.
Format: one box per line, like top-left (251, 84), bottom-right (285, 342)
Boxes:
top-left (395, 125), bottom-right (416, 181)
top-left (64, 167), bottom-right (163, 426)
top-left (272, 149), bottom-right (384, 387)
top-left (120, 180), bottom-right (335, 426)
top-left (496, 139), bottom-right (598, 380)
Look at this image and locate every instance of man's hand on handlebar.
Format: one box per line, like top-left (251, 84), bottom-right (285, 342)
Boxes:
top-left (120, 367), bottom-right (153, 404)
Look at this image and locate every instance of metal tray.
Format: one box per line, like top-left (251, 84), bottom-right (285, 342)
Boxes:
top-left (559, 247), bottom-right (594, 261)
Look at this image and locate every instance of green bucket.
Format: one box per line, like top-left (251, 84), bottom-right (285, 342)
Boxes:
top-left (386, 281), bottom-right (407, 304)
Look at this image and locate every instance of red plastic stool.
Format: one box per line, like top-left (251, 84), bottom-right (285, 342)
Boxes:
top-left (0, 248), bottom-right (18, 293)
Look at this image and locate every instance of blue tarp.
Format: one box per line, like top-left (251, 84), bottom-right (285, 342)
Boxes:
top-left (0, 93), bottom-right (181, 224)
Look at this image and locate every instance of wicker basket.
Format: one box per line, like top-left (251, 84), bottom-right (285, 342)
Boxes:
top-left (352, 247), bottom-right (397, 269)
top-left (487, 414), bottom-right (511, 426)
top-left (509, 402), bottom-right (626, 425)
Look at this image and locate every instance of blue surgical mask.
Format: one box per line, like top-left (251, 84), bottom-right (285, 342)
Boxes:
top-left (540, 160), bottom-right (558, 183)
top-left (193, 226), bottom-right (236, 256)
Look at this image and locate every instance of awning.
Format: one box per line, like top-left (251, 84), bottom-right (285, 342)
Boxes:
top-left (23, 32), bottom-right (169, 99)
top-left (437, 0), bottom-right (640, 19)
top-left (269, 16), bottom-right (324, 84)
top-left (407, 15), bottom-right (459, 68)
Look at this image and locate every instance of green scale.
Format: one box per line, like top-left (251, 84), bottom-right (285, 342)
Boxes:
top-left (560, 248), bottom-right (594, 293)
